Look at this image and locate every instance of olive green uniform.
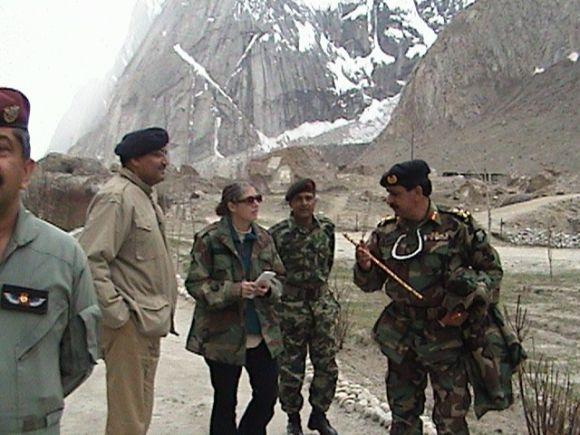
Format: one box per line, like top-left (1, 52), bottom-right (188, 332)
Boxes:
top-left (0, 207), bottom-right (100, 434)
top-left (354, 203), bottom-right (503, 435)
top-left (269, 215), bottom-right (339, 414)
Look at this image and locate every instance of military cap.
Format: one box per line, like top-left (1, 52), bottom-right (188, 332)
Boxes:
top-left (380, 159), bottom-right (431, 189)
top-left (114, 127), bottom-right (169, 160)
top-left (0, 87), bottom-right (30, 131)
top-left (285, 178), bottom-right (316, 202)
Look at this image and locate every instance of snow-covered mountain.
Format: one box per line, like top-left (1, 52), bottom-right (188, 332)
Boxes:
top-left (359, 0), bottom-right (579, 175)
top-left (65, 0), bottom-right (475, 170)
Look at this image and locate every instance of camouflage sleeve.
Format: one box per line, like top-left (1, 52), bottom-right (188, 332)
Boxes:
top-left (327, 221), bottom-right (335, 273)
top-left (263, 241), bottom-right (286, 303)
top-left (353, 229), bottom-right (387, 293)
top-left (184, 232), bottom-right (242, 310)
top-left (444, 219), bottom-right (503, 311)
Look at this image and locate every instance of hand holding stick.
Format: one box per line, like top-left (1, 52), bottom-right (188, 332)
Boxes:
top-left (344, 233), bottom-right (423, 300)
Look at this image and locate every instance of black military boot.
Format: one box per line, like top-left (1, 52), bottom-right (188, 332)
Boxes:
top-left (287, 412), bottom-right (304, 435)
top-left (307, 410), bottom-right (338, 435)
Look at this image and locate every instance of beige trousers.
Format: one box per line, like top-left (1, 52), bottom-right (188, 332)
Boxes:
top-left (101, 318), bottom-right (160, 435)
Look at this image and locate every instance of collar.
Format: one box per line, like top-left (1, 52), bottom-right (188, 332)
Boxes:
top-left (215, 216), bottom-right (260, 255)
top-left (288, 213), bottom-right (321, 232)
top-left (228, 218), bottom-right (258, 243)
top-left (397, 201), bottom-right (442, 230)
top-left (119, 167), bottom-right (153, 196)
top-left (4, 205), bottom-right (39, 259)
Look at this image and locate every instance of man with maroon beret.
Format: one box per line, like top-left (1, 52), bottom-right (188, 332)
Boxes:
top-left (80, 126), bottom-right (178, 435)
top-left (0, 87), bottom-right (100, 433)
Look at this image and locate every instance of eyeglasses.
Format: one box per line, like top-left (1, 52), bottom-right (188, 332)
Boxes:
top-left (236, 194), bottom-right (263, 205)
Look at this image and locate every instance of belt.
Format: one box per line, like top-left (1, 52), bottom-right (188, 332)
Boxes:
top-left (284, 283), bottom-right (326, 300)
top-left (392, 304), bottom-right (444, 321)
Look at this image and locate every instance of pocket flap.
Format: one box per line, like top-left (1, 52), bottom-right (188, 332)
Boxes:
top-left (17, 303), bottom-right (67, 359)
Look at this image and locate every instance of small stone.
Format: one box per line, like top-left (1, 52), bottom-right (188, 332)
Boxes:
top-left (354, 399), bottom-right (368, 413)
top-left (343, 400), bottom-right (355, 413)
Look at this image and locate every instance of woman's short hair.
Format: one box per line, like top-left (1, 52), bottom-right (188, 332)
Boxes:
top-left (215, 181), bottom-right (256, 216)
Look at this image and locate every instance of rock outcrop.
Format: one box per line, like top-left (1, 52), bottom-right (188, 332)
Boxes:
top-left (358, 0), bottom-right (579, 175)
top-left (23, 153), bottom-right (111, 231)
top-left (66, 0), bottom-right (473, 169)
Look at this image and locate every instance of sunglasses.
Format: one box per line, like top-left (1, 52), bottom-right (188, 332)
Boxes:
top-left (236, 194), bottom-right (263, 205)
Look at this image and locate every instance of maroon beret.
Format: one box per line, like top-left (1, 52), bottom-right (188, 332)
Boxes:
top-left (0, 87), bottom-right (30, 131)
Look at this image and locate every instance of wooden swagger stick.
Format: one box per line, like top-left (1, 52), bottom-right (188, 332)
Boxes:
top-left (343, 233), bottom-right (423, 300)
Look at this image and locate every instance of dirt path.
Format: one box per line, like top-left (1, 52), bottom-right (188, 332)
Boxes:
top-left (60, 299), bottom-right (386, 435)
top-left (335, 193), bottom-right (580, 273)
top-left (471, 193), bottom-right (580, 233)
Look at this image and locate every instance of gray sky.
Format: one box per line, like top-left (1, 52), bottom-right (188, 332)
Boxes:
top-left (1, 0), bottom-right (359, 160)
top-left (1, 0), bottom-right (138, 159)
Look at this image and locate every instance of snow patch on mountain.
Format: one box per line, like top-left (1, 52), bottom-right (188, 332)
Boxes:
top-left (386, 0), bottom-right (437, 47)
top-left (296, 20), bottom-right (318, 52)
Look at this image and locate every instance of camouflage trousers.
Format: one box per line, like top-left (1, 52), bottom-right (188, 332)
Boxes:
top-left (278, 290), bottom-right (339, 414)
top-left (387, 349), bottom-right (471, 435)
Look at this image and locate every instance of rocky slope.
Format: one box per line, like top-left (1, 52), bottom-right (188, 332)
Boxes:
top-left (358, 0), bottom-right (579, 175)
top-left (66, 0), bottom-right (474, 169)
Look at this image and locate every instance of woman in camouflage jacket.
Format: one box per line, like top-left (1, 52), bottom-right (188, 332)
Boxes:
top-left (185, 181), bottom-right (285, 435)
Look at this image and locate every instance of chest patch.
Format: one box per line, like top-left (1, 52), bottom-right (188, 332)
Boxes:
top-left (1, 284), bottom-right (49, 315)
top-left (424, 232), bottom-right (451, 242)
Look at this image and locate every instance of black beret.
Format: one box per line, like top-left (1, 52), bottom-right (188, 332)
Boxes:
top-left (285, 178), bottom-right (316, 202)
top-left (380, 159), bottom-right (431, 189)
top-left (114, 127), bottom-right (169, 160)
top-left (0, 87), bottom-right (30, 131)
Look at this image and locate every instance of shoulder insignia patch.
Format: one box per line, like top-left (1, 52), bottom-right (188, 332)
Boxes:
top-left (442, 207), bottom-right (472, 223)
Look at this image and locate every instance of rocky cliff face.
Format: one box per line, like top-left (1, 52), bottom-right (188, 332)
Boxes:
top-left (67, 0), bottom-right (473, 169)
top-left (359, 0), bottom-right (579, 174)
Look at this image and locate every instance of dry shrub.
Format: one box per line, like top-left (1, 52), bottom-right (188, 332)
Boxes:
top-left (505, 295), bottom-right (579, 435)
top-left (330, 276), bottom-right (354, 350)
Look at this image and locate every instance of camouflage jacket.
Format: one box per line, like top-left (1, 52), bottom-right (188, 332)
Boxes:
top-left (354, 201), bottom-right (503, 363)
top-left (269, 214), bottom-right (335, 288)
top-left (185, 217), bottom-right (285, 365)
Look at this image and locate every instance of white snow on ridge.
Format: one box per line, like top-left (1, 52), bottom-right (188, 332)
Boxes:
top-left (173, 44), bottom-right (238, 109)
top-left (533, 66), bottom-right (545, 75)
top-left (343, 3), bottom-right (367, 21)
top-left (296, 20), bottom-right (317, 52)
top-left (385, 27), bottom-right (404, 41)
top-left (406, 43), bottom-right (427, 58)
top-left (384, 0), bottom-right (437, 47)
top-left (569, 51), bottom-right (578, 62)
top-left (295, 0), bottom-right (359, 11)
top-left (257, 95), bottom-right (400, 150)
top-left (277, 118), bottom-right (350, 143)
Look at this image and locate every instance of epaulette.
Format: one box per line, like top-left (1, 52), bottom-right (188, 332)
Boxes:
top-left (377, 215), bottom-right (396, 227)
top-left (268, 219), bottom-right (291, 235)
top-left (195, 221), bottom-right (220, 239)
top-left (440, 207), bottom-right (473, 223)
top-left (317, 214), bottom-right (335, 228)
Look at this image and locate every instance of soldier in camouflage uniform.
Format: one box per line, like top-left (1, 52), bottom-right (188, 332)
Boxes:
top-left (354, 160), bottom-right (504, 435)
top-left (269, 179), bottom-right (339, 435)
top-left (186, 182), bottom-right (285, 435)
